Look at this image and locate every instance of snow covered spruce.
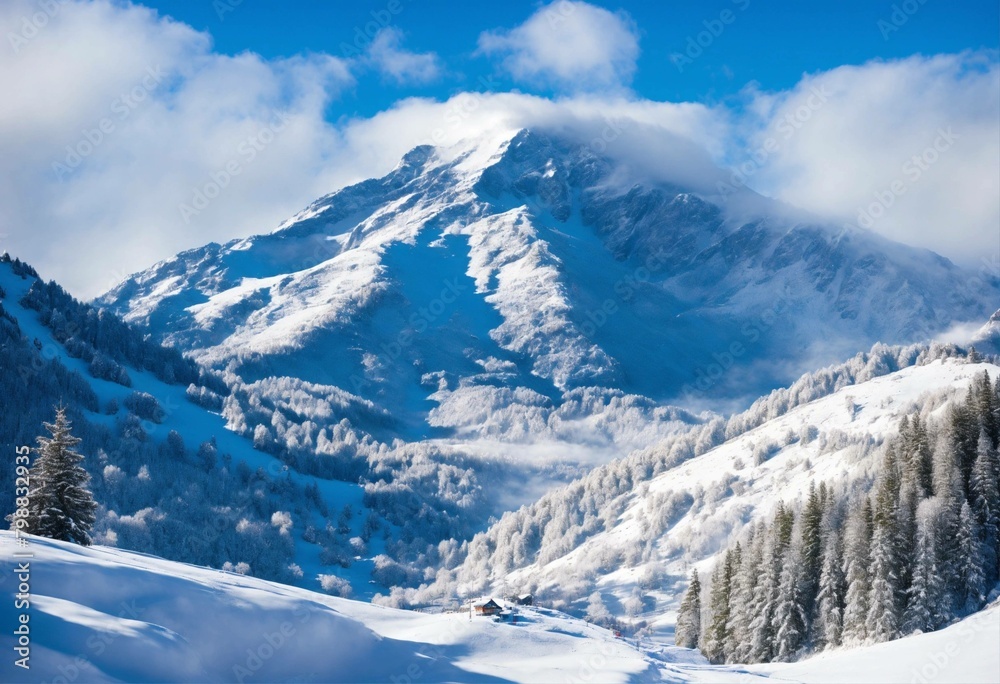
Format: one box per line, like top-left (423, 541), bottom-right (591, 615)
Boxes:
top-left (7, 407), bottom-right (97, 546)
top-left (677, 371), bottom-right (1000, 663)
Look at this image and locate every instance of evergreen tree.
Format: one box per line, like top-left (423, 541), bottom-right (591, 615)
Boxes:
top-left (842, 498), bottom-right (873, 643)
top-left (866, 449), bottom-right (902, 643)
top-left (799, 482), bottom-right (824, 622)
top-left (970, 429), bottom-right (1000, 583)
top-left (816, 529), bottom-right (846, 648)
top-left (902, 505), bottom-right (943, 634)
top-left (973, 371), bottom-right (998, 447)
top-left (902, 414), bottom-right (934, 497)
top-left (725, 524), bottom-right (762, 663)
top-left (948, 399), bottom-right (979, 497)
top-left (748, 527), bottom-right (780, 662)
top-left (703, 547), bottom-right (737, 662)
top-left (18, 407), bottom-right (97, 545)
top-left (866, 520), bottom-right (901, 642)
top-left (675, 569), bottom-right (702, 649)
top-left (957, 500), bottom-right (987, 612)
top-left (773, 541), bottom-right (807, 661)
top-left (931, 431), bottom-right (964, 609)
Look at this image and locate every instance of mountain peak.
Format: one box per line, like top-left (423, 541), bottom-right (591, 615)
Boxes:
top-left (98, 132), bottom-right (1000, 438)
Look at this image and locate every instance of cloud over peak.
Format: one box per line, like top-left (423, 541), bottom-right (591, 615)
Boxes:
top-left (477, 1), bottom-right (640, 92)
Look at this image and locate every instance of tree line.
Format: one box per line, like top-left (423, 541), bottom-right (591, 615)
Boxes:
top-left (676, 370), bottom-right (1000, 662)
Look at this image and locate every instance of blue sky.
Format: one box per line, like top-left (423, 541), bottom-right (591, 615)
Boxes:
top-left (1, 0), bottom-right (997, 297)
top-left (138, 0), bottom-right (998, 118)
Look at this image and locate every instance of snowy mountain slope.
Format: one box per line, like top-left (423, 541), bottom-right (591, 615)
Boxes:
top-left (435, 351), bottom-right (999, 618)
top-left (0, 532), bottom-right (663, 684)
top-left (0, 258), bottom-right (373, 596)
top-left (99, 128), bottom-right (1000, 444)
top-left (972, 309), bottom-right (1000, 355)
top-left (0, 256), bottom-right (688, 605)
top-left (3, 532), bottom-right (997, 683)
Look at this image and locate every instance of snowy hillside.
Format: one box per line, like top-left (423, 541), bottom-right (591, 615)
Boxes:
top-left (2, 531), bottom-right (996, 683)
top-left (0, 532), bottom-right (662, 683)
top-left (0, 257), bottom-right (376, 595)
top-left (99, 128), bottom-right (1000, 445)
top-left (433, 352), bottom-right (1000, 620)
top-left (972, 309), bottom-right (1000, 355)
top-left (0, 255), bottom-right (688, 608)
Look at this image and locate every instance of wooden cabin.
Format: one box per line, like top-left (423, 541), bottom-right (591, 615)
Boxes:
top-left (474, 599), bottom-right (502, 616)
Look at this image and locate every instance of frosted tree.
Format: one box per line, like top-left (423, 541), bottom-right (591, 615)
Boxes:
top-left (857, 444), bottom-right (907, 645)
top-left (903, 505), bottom-right (943, 635)
top-left (957, 500), bottom-right (987, 612)
top-left (799, 483), bottom-right (824, 623)
top-left (973, 371), bottom-right (998, 446)
top-left (773, 542), bottom-right (806, 661)
top-left (675, 569), bottom-right (702, 649)
top-left (842, 498), bottom-right (872, 644)
top-left (931, 431), bottom-right (963, 609)
top-left (815, 530), bottom-right (845, 648)
top-left (725, 525), bottom-right (762, 663)
top-left (748, 505), bottom-right (792, 663)
top-left (970, 429), bottom-right (1000, 582)
top-left (586, 591), bottom-right (612, 626)
top-left (702, 548), bottom-right (736, 662)
top-left (19, 407), bottom-right (97, 545)
top-left (948, 400), bottom-right (979, 492)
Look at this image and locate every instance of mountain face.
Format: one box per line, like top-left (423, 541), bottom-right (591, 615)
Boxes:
top-left (99, 128), bottom-right (998, 442)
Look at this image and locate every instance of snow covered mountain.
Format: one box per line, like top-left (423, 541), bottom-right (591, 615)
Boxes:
top-left (972, 309), bottom-right (1000, 355)
top-left (424, 348), bottom-right (999, 623)
top-left (4, 531), bottom-right (996, 684)
top-left (98, 128), bottom-right (1000, 444)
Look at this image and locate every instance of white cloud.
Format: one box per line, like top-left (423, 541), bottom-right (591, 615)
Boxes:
top-left (734, 52), bottom-right (1000, 267)
top-left (365, 27), bottom-right (441, 85)
top-left (0, 0), bottom-right (353, 298)
top-left (477, 1), bottom-right (640, 92)
top-left (1, 0), bottom-right (995, 300)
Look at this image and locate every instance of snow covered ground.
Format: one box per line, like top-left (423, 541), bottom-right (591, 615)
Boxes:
top-left (2, 531), bottom-right (996, 683)
top-left (747, 603), bottom-right (1000, 684)
top-left (0, 532), bottom-right (660, 683)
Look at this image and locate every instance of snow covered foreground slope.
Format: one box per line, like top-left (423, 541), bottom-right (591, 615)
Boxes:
top-left (2, 532), bottom-right (997, 683)
top-left (0, 532), bottom-right (658, 683)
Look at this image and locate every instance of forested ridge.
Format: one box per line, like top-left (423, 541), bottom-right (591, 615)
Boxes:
top-left (678, 370), bottom-right (1000, 662)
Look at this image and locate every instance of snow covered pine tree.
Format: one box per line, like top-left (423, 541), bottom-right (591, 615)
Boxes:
top-left (16, 407), bottom-right (97, 545)
top-left (675, 569), bottom-right (702, 649)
